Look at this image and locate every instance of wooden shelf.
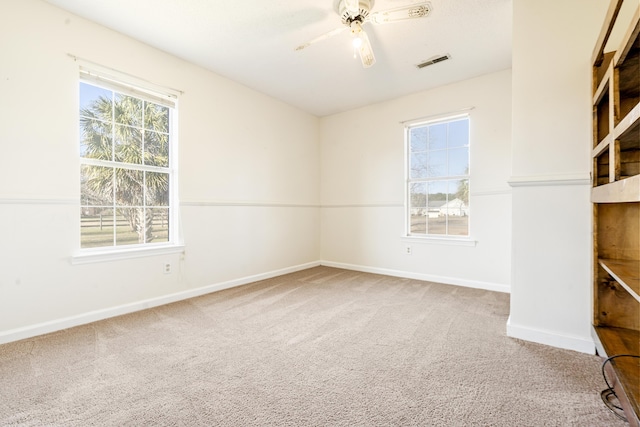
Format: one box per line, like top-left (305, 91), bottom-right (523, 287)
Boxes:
top-left (592, 174), bottom-right (640, 202)
top-left (615, 93), bottom-right (640, 139)
top-left (599, 258), bottom-right (640, 302)
top-left (595, 325), bottom-right (640, 359)
top-left (593, 326), bottom-right (640, 423)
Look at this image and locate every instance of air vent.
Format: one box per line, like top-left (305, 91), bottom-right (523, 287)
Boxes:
top-left (416, 54), bottom-right (451, 69)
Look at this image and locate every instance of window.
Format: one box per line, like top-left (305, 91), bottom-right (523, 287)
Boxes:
top-left (406, 114), bottom-right (469, 237)
top-left (79, 69), bottom-right (178, 250)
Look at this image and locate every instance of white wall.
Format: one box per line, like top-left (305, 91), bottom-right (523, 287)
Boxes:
top-left (320, 70), bottom-right (513, 292)
top-left (0, 0), bottom-right (320, 341)
top-left (508, 0), bottom-right (610, 353)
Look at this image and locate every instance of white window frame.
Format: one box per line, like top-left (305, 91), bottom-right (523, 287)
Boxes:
top-left (73, 66), bottom-right (183, 264)
top-left (403, 111), bottom-right (474, 245)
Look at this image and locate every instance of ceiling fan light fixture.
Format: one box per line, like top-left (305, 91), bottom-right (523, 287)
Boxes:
top-left (349, 21), bottom-right (375, 68)
top-left (350, 20), bottom-right (363, 35)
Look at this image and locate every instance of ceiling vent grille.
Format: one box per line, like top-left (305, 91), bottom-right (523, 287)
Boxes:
top-left (416, 54), bottom-right (451, 69)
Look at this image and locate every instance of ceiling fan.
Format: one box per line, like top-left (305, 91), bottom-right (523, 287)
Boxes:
top-left (295, 0), bottom-right (432, 68)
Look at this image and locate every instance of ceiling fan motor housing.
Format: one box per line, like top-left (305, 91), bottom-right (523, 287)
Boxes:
top-left (338, 0), bottom-right (373, 24)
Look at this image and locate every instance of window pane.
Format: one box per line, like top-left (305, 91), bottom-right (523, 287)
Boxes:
top-left (426, 181), bottom-right (448, 235)
top-left (448, 147), bottom-right (469, 176)
top-left (80, 83), bottom-right (112, 112)
top-left (115, 169), bottom-right (143, 206)
top-left (80, 83), bottom-right (113, 160)
top-left (409, 182), bottom-right (427, 234)
top-left (149, 208), bottom-right (169, 243)
top-left (144, 130), bottom-right (169, 167)
top-left (427, 149), bottom-right (447, 177)
top-left (79, 117), bottom-right (113, 160)
top-left (448, 119), bottom-right (469, 148)
top-left (145, 102), bottom-right (169, 133)
top-left (450, 179), bottom-right (469, 205)
top-left (81, 165), bottom-right (114, 206)
top-left (410, 152), bottom-right (427, 179)
top-left (114, 94), bottom-right (142, 127)
top-left (115, 208), bottom-right (141, 246)
top-left (81, 208), bottom-right (114, 248)
top-left (146, 172), bottom-right (169, 206)
top-left (428, 123), bottom-right (447, 150)
top-left (446, 212), bottom-right (468, 235)
top-left (410, 127), bottom-right (427, 152)
top-left (427, 180), bottom-right (448, 202)
top-left (426, 212), bottom-right (446, 235)
top-left (115, 125), bottom-right (142, 164)
top-left (448, 216), bottom-right (468, 236)
top-left (448, 180), bottom-right (469, 236)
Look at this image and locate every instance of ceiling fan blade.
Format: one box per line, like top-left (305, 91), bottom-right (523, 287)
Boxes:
top-left (294, 27), bottom-right (347, 51)
top-left (369, 1), bottom-right (432, 24)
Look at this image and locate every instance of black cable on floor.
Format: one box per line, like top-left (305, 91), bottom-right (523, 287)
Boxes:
top-left (600, 354), bottom-right (640, 422)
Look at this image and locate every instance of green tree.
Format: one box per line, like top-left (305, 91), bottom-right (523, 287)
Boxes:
top-left (80, 92), bottom-right (169, 244)
top-left (455, 167), bottom-right (470, 204)
top-left (455, 179), bottom-right (469, 204)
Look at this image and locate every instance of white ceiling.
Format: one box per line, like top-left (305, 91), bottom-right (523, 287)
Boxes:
top-left (44, 0), bottom-right (512, 117)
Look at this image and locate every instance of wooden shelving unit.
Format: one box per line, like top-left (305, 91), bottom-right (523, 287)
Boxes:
top-left (591, 1), bottom-right (640, 425)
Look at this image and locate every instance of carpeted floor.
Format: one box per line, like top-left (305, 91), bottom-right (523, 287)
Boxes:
top-left (0, 267), bottom-right (626, 426)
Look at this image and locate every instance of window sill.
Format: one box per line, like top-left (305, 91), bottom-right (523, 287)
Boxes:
top-left (401, 235), bottom-right (477, 247)
top-left (72, 244), bottom-right (185, 265)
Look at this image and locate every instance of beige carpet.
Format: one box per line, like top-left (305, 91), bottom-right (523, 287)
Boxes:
top-left (0, 267), bottom-right (626, 426)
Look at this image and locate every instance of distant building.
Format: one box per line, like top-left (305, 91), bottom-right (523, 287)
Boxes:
top-left (411, 200), bottom-right (447, 218)
top-left (439, 198), bottom-right (469, 216)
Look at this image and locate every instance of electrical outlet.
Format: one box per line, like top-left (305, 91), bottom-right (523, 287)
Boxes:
top-left (163, 263), bottom-right (172, 274)
top-left (404, 245), bottom-right (412, 255)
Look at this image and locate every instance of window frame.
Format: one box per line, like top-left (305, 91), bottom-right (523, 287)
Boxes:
top-left (404, 112), bottom-right (472, 242)
top-left (73, 67), bottom-right (182, 264)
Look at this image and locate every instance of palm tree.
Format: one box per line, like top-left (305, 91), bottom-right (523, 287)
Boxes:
top-left (80, 91), bottom-right (169, 244)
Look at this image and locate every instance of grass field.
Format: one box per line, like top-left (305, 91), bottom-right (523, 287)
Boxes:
top-left (81, 214), bottom-right (168, 248)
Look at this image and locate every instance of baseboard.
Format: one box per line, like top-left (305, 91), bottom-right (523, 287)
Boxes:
top-left (320, 261), bottom-right (510, 294)
top-left (0, 261), bottom-right (320, 345)
top-left (506, 316), bottom-right (596, 354)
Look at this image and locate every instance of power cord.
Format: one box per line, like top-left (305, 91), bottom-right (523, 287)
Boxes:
top-left (600, 354), bottom-right (640, 421)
